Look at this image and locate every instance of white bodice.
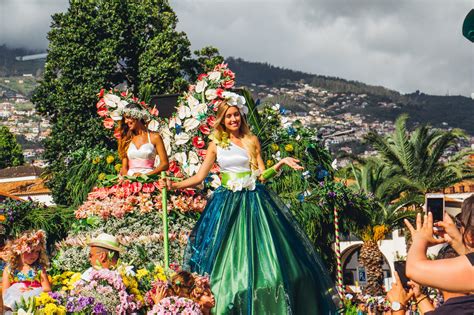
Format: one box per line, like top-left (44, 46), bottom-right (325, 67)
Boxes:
top-left (127, 142), bottom-right (156, 161)
top-left (216, 142), bottom-right (251, 173)
top-left (126, 133), bottom-right (158, 176)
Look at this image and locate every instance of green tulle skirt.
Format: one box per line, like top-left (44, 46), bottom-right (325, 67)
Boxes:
top-left (184, 184), bottom-right (340, 314)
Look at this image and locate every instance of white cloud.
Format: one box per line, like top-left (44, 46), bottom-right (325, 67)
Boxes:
top-left (1, 0), bottom-right (472, 96)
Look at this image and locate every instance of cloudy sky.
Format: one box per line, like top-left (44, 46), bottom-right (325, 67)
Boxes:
top-left (1, 0), bottom-right (473, 96)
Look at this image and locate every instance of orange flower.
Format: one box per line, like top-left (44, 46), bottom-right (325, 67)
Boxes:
top-left (0, 214), bottom-right (6, 222)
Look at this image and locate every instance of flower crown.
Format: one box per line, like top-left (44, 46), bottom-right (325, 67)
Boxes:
top-left (96, 89), bottom-right (160, 134)
top-left (11, 230), bottom-right (46, 255)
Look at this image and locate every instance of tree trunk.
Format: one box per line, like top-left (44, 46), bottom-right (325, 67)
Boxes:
top-left (359, 240), bottom-right (385, 296)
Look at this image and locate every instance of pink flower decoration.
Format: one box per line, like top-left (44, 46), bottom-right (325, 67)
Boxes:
top-left (131, 181), bottom-right (142, 194)
top-left (103, 118), bottom-right (114, 129)
top-left (199, 124), bottom-right (210, 135)
top-left (206, 116), bottom-right (216, 127)
top-left (192, 136), bottom-right (205, 149)
top-left (222, 80), bottom-right (234, 89)
top-left (142, 183), bottom-right (155, 193)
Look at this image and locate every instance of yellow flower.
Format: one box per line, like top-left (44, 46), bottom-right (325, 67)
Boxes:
top-left (270, 143), bottom-right (279, 152)
top-left (284, 144), bottom-right (294, 152)
top-left (106, 155), bottom-right (115, 164)
top-left (0, 214), bottom-right (5, 222)
top-left (44, 302), bottom-right (59, 314)
top-left (114, 164), bottom-right (122, 172)
top-left (266, 160), bottom-right (274, 167)
top-left (92, 156), bottom-right (101, 164)
top-left (136, 268), bottom-right (149, 280)
top-left (98, 173), bottom-right (106, 181)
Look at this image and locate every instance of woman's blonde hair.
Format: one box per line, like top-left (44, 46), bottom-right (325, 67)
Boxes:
top-left (6, 230), bottom-right (49, 271)
top-left (212, 102), bottom-right (258, 170)
top-left (117, 103), bottom-right (148, 159)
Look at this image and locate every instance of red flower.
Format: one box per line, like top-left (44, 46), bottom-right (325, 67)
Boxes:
top-left (192, 136), bottom-right (205, 149)
top-left (113, 128), bottom-right (121, 139)
top-left (210, 163), bottom-right (220, 173)
top-left (131, 181), bottom-right (142, 193)
top-left (197, 149), bottom-right (207, 158)
top-left (103, 118), bottom-right (114, 129)
top-left (142, 183), bottom-right (155, 193)
top-left (169, 161), bottom-right (180, 174)
top-left (197, 73), bottom-right (208, 81)
top-left (121, 91), bottom-right (128, 97)
top-left (216, 88), bottom-right (224, 98)
top-left (97, 89), bottom-right (105, 98)
top-left (199, 124), bottom-right (211, 135)
top-left (207, 116), bottom-right (216, 127)
top-left (222, 80), bottom-right (235, 89)
top-left (96, 99), bottom-right (105, 109)
top-left (97, 106), bottom-right (108, 117)
top-left (214, 63), bottom-right (228, 71)
top-left (140, 101), bottom-right (146, 106)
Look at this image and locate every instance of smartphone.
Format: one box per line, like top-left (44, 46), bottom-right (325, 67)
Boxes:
top-left (394, 261), bottom-right (410, 290)
top-left (425, 193), bottom-right (445, 223)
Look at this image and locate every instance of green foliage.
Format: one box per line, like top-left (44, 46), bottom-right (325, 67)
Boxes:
top-left (32, 0), bottom-right (222, 205)
top-left (0, 198), bottom-right (74, 251)
top-left (365, 114), bottom-right (474, 195)
top-left (193, 46), bottom-right (225, 73)
top-left (0, 126), bottom-right (24, 168)
top-left (62, 147), bottom-right (120, 206)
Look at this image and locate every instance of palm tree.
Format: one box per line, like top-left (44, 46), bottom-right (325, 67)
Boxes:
top-left (350, 158), bottom-right (417, 296)
top-left (365, 114), bottom-right (473, 195)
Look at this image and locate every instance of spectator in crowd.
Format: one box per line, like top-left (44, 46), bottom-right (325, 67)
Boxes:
top-left (404, 194), bottom-right (474, 292)
top-left (81, 233), bottom-right (122, 281)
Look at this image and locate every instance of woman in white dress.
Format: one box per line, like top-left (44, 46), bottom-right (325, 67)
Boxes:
top-left (117, 103), bottom-right (169, 177)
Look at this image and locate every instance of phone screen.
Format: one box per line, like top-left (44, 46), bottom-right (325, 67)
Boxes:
top-left (394, 261), bottom-right (410, 289)
top-left (426, 197), bottom-right (444, 222)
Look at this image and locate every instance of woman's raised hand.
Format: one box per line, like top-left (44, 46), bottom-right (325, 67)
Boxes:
top-left (279, 157), bottom-right (304, 171)
top-left (434, 213), bottom-right (466, 255)
top-left (404, 212), bottom-right (445, 247)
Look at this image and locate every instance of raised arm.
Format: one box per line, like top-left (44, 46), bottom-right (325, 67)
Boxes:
top-left (147, 132), bottom-right (169, 176)
top-left (171, 142), bottom-right (217, 190)
top-left (405, 213), bottom-right (474, 292)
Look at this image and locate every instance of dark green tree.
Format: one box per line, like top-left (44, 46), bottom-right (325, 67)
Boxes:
top-left (32, 0), bottom-right (222, 205)
top-left (0, 126), bottom-right (24, 168)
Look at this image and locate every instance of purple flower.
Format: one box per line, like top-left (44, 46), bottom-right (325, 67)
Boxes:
top-left (327, 191), bottom-right (336, 198)
top-left (66, 301), bottom-right (76, 313)
top-left (93, 303), bottom-right (107, 314)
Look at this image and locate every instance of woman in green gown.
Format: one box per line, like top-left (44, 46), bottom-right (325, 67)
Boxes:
top-left (166, 100), bottom-right (340, 314)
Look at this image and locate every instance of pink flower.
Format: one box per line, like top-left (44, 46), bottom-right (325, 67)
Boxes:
top-left (223, 69), bottom-right (235, 80)
top-left (199, 124), bottom-right (210, 135)
top-left (150, 107), bottom-right (159, 116)
top-left (131, 181), bottom-right (142, 193)
top-left (96, 98), bottom-right (105, 109)
top-left (169, 161), bottom-right (180, 174)
top-left (210, 163), bottom-right (220, 173)
top-left (197, 150), bottom-right (207, 159)
top-left (121, 91), bottom-right (128, 97)
top-left (216, 88), bottom-right (224, 98)
top-left (188, 84), bottom-right (195, 92)
top-left (192, 136), bottom-right (205, 149)
top-left (103, 118), bottom-right (114, 129)
top-left (114, 128), bottom-right (121, 139)
top-left (97, 89), bottom-right (105, 98)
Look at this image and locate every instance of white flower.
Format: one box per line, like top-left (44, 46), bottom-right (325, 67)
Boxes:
top-left (210, 174), bottom-right (221, 188)
top-left (208, 71), bottom-right (221, 81)
top-left (168, 116), bottom-right (182, 129)
top-left (186, 95), bottom-right (199, 107)
top-left (175, 133), bottom-right (190, 145)
top-left (272, 103), bottom-right (281, 111)
top-left (110, 110), bottom-right (122, 121)
top-left (183, 117), bottom-right (200, 131)
top-left (205, 89), bottom-right (218, 100)
top-left (196, 80), bottom-right (208, 93)
top-left (222, 91), bottom-right (248, 115)
top-left (104, 93), bottom-right (121, 108)
top-left (147, 119), bottom-right (160, 131)
top-left (177, 105), bottom-right (191, 119)
top-left (190, 103), bottom-right (208, 118)
top-left (174, 151), bottom-right (200, 176)
top-left (331, 159), bottom-right (338, 170)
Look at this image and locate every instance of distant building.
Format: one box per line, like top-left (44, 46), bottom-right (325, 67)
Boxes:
top-left (0, 164), bottom-right (53, 205)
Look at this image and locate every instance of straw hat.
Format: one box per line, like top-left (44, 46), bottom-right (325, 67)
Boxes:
top-left (88, 233), bottom-right (122, 252)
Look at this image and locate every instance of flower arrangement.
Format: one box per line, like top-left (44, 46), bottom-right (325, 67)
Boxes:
top-left (148, 296), bottom-right (203, 315)
top-left (71, 268), bottom-right (139, 314)
top-left (96, 89), bottom-right (160, 134)
top-left (10, 230), bottom-right (46, 255)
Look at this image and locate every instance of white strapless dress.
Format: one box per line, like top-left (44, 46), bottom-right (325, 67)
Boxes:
top-left (127, 132), bottom-right (159, 176)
